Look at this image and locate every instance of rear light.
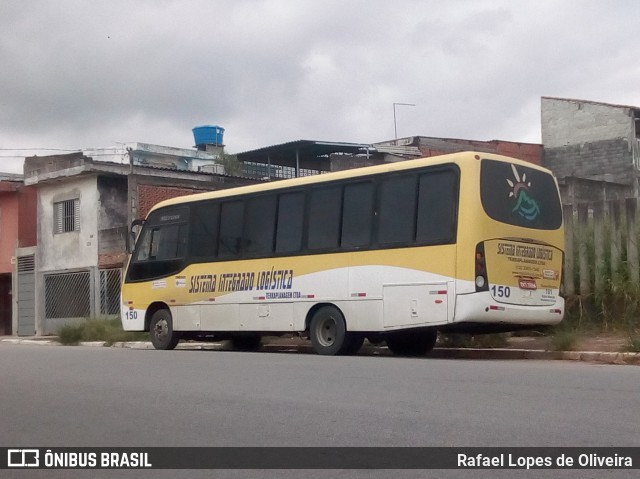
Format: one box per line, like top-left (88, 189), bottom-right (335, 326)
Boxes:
top-left (475, 242), bottom-right (489, 292)
top-left (560, 252), bottom-right (565, 295)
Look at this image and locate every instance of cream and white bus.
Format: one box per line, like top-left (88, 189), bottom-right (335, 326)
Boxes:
top-left (121, 151), bottom-right (564, 356)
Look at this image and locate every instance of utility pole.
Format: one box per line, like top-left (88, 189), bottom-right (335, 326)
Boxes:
top-left (393, 102), bottom-right (416, 145)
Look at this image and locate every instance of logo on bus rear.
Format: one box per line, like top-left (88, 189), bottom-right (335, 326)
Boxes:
top-left (507, 164), bottom-right (540, 221)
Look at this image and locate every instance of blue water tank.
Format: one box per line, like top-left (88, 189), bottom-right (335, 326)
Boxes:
top-left (192, 125), bottom-right (225, 147)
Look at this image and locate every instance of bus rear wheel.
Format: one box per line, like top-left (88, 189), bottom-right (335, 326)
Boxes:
top-left (149, 309), bottom-right (180, 350)
top-left (309, 306), bottom-right (357, 356)
top-left (385, 329), bottom-right (437, 357)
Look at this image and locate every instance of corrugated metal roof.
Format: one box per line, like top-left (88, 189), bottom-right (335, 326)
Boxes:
top-left (237, 139), bottom-right (373, 158)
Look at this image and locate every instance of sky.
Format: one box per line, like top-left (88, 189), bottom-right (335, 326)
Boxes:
top-left (1, 0), bottom-right (639, 174)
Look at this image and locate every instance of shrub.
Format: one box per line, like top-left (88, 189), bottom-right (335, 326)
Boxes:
top-left (56, 318), bottom-right (147, 346)
top-left (550, 328), bottom-right (578, 352)
top-left (57, 324), bottom-right (84, 345)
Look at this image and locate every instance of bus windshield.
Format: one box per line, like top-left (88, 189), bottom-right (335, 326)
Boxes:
top-left (480, 159), bottom-right (562, 230)
top-left (127, 207), bottom-right (189, 281)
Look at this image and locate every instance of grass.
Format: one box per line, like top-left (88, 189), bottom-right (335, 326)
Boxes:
top-left (57, 318), bottom-right (148, 346)
top-left (549, 328), bottom-right (579, 352)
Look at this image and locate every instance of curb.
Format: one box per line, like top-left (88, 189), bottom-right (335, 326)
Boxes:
top-left (428, 347), bottom-right (640, 365)
top-left (1, 338), bottom-right (59, 346)
top-left (2, 338), bottom-right (639, 365)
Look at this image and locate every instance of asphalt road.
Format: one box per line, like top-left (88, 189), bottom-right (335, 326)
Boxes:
top-left (1, 343), bottom-right (638, 479)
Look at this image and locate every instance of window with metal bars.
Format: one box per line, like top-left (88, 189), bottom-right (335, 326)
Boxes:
top-left (53, 199), bottom-right (80, 234)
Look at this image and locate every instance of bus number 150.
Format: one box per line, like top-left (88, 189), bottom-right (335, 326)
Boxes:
top-left (491, 285), bottom-right (511, 298)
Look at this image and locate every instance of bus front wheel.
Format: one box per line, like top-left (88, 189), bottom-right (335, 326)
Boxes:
top-left (149, 309), bottom-right (180, 350)
top-left (385, 329), bottom-right (437, 357)
top-left (309, 306), bottom-right (357, 356)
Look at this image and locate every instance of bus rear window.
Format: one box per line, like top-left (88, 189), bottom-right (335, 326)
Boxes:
top-left (480, 159), bottom-right (562, 230)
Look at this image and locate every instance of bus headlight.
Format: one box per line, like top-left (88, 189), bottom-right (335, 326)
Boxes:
top-left (475, 275), bottom-right (486, 289)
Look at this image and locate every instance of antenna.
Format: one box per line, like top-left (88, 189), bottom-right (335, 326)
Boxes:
top-left (393, 102), bottom-right (416, 145)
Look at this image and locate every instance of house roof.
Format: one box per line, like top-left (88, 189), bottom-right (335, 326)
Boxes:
top-left (22, 152), bottom-right (258, 185)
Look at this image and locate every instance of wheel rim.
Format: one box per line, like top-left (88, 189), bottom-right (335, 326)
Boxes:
top-left (315, 315), bottom-right (337, 347)
top-left (153, 318), bottom-right (168, 342)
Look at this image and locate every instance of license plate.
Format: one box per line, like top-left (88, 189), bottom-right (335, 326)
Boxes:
top-left (518, 278), bottom-right (537, 290)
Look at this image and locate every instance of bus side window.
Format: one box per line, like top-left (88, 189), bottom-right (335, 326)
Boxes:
top-left (191, 202), bottom-right (220, 259)
top-left (416, 170), bottom-right (457, 244)
top-left (342, 182), bottom-right (374, 248)
top-left (219, 201), bottom-right (244, 259)
top-left (245, 195), bottom-right (277, 256)
top-left (308, 186), bottom-right (342, 250)
top-left (276, 192), bottom-right (305, 253)
top-left (378, 175), bottom-right (417, 245)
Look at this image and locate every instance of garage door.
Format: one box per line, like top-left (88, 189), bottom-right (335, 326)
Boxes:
top-left (16, 255), bottom-right (36, 336)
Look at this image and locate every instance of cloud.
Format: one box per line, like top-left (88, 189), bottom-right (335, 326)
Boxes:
top-left (1, 0), bottom-right (639, 173)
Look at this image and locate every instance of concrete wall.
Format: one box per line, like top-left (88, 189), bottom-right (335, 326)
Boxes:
top-left (542, 97), bottom-right (634, 148)
top-left (38, 175), bottom-right (99, 272)
top-left (544, 139), bottom-right (633, 183)
top-left (541, 97), bottom-right (637, 184)
top-left (97, 176), bottom-right (128, 267)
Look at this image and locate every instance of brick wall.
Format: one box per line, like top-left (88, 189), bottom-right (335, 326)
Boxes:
top-left (329, 154), bottom-right (384, 172)
top-left (98, 252), bottom-right (126, 268)
top-left (137, 184), bottom-right (209, 219)
top-left (17, 185), bottom-right (37, 247)
top-left (416, 138), bottom-right (543, 165)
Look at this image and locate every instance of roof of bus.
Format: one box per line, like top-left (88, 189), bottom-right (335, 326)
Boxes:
top-left (147, 151), bottom-right (554, 215)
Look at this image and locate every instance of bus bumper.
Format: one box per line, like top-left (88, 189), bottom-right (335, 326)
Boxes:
top-left (454, 292), bottom-right (564, 326)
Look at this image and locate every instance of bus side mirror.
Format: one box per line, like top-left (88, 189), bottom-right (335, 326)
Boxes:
top-left (127, 219), bottom-right (144, 254)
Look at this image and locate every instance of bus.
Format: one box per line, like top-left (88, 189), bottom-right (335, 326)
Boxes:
top-left (121, 151), bottom-right (564, 356)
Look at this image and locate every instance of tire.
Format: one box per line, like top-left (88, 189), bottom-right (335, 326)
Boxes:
top-left (230, 334), bottom-right (263, 351)
top-left (149, 309), bottom-right (180, 350)
top-left (385, 329), bottom-right (437, 357)
top-left (309, 306), bottom-right (353, 356)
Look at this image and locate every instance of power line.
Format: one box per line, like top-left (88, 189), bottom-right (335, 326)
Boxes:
top-left (0, 148), bottom-right (82, 152)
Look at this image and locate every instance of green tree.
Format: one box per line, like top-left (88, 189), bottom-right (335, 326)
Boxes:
top-left (219, 152), bottom-right (244, 176)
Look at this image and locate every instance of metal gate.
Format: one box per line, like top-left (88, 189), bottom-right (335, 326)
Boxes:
top-left (44, 271), bottom-right (91, 319)
top-left (99, 268), bottom-right (121, 316)
top-left (16, 255), bottom-right (36, 336)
